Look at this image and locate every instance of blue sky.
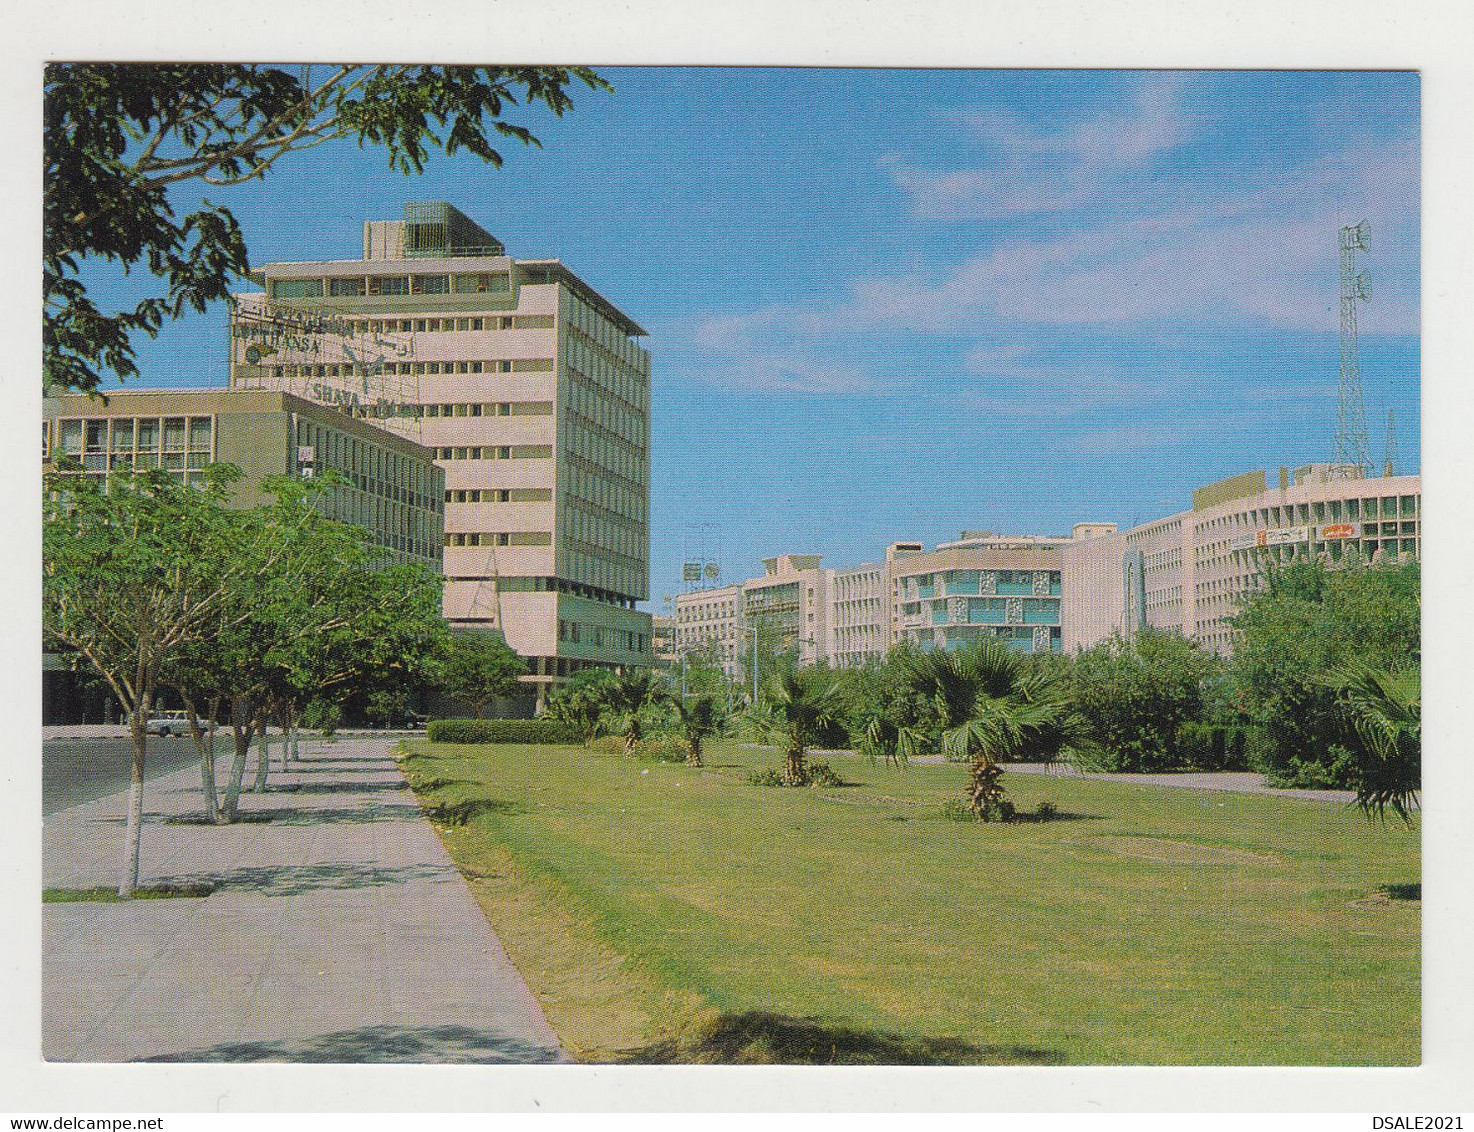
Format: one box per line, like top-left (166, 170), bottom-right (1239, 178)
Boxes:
top-left (85, 68), bottom-right (1421, 609)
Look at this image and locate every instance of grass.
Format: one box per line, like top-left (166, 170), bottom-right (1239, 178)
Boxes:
top-left (44, 884), bottom-right (215, 902)
top-left (398, 738), bottom-right (1419, 1066)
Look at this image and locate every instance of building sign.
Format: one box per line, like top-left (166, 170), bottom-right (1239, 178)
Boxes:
top-left (1316, 522), bottom-right (1362, 541)
top-left (682, 562), bottom-right (702, 582)
top-left (297, 446), bottom-right (315, 464)
top-left (1230, 526), bottom-right (1309, 551)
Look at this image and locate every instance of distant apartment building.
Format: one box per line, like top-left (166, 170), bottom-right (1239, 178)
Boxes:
top-left (1062, 464), bottom-right (1422, 654)
top-left (743, 554), bottom-right (830, 667)
top-left (672, 583), bottom-right (742, 676)
top-left (887, 530), bottom-right (1111, 656)
top-left (229, 202), bottom-right (652, 704)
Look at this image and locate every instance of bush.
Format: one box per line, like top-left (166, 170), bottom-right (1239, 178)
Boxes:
top-left (300, 699), bottom-right (342, 737)
top-left (426, 718), bottom-right (581, 745)
top-left (1175, 721), bottom-right (1250, 771)
top-left (805, 761), bottom-right (845, 787)
top-left (747, 768), bottom-right (786, 787)
top-left (938, 797), bottom-right (972, 822)
top-left (637, 732), bottom-right (690, 763)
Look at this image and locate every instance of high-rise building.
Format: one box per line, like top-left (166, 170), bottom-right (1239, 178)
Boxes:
top-left (230, 202), bottom-right (652, 705)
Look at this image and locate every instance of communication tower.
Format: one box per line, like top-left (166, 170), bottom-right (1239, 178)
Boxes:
top-left (1333, 221), bottom-right (1374, 477)
top-left (1383, 408), bottom-right (1400, 478)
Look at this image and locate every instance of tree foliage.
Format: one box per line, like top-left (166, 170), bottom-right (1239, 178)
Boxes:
top-left (756, 669), bottom-right (842, 787)
top-left (1324, 664), bottom-right (1421, 822)
top-left (900, 639), bottom-right (1085, 821)
top-left (1230, 557), bottom-right (1420, 788)
top-left (442, 629), bottom-right (526, 719)
top-left (1068, 628), bottom-right (1226, 772)
top-left (44, 63), bottom-right (609, 392)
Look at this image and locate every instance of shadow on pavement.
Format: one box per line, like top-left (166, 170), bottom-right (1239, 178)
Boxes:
top-left (269, 781), bottom-right (408, 795)
top-left (143, 1023), bottom-right (562, 1063)
top-left (164, 861), bottom-right (452, 897)
top-left (166, 804), bottom-right (424, 827)
top-left (617, 1010), bottom-right (1064, 1065)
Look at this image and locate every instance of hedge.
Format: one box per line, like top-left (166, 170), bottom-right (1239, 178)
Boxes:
top-left (426, 718), bottom-right (581, 745)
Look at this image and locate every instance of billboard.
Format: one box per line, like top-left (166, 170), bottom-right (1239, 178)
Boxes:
top-left (1230, 526), bottom-right (1310, 551)
top-left (682, 562), bottom-right (703, 582)
top-left (1316, 522), bottom-right (1362, 541)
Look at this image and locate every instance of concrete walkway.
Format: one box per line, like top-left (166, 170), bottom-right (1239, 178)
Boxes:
top-left (43, 736), bottom-right (567, 1063)
top-left (1002, 762), bottom-right (1358, 804)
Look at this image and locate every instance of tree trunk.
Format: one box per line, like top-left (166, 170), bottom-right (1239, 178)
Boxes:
top-left (118, 695), bottom-right (150, 898)
top-left (251, 714), bottom-right (270, 793)
top-left (783, 742), bottom-right (806, 787)
top-left (686, 736), bottom-right (703, 768)
top-left (182, 695), bottom-right (219, 825)
top-left (968, 759), bottom-right (1008, 821)
top-left (221, 698), bottom-right (253, 822)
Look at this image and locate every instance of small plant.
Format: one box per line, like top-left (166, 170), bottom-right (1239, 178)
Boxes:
top-left (939, 797), bottom-right (973, 822)
top-left (636, 733), bottom-right (690, 763)
top-left (805, 761), bottom-right (845, 788)
top-left (1036, 801), bottom-right (1059, 821)
top-left (747, 768), bottom-right (786, 787)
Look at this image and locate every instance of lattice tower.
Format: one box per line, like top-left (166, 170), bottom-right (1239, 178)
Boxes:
top-left (1334, 222), bottom-right (1374, 477)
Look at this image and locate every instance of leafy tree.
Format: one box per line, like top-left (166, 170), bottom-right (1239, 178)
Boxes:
top-left (901, 640), bottom-right (1084, 821)
top-left (1230, 557), bottom-right (1420, 788)
top-left (760, 669), bottom-right (842, 786)
top-left (1324, 664), bottom-right (1421, 822)
top-left (1068, 628), bottom-right (1225, 772)
top-left (43, 464), bottom-right (281, 892)
top-left (671, 695), bottom-right (721, 768)
top-left (44, 63), bottom-right (608, 393)
top-left (443, 629), bottom-right (526, 718)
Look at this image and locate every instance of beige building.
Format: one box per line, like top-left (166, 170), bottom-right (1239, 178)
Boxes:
top-left (1062, 464), bottom-right (1422, 655)
top-left (672, 583), bottom-right (742, 677)
top-left (229, 202), bottom-right (652, 703)
top-left (43, 388), bottom-right (444, 570)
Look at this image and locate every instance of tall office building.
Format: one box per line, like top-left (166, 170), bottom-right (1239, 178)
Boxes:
top-left (231, 202), bottom-right (652, 706)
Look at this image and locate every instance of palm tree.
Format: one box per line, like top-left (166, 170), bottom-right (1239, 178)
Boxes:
top-left (901, 639), bottom-right (1084, 821)
top-left (765, 669), bottom-right (841, 786)
top-left (673, 695), bottom-right (720, 767)
top-left (1327, 664), bottom-right (1421, 822)
top-left (599, 669), bottom-right (666, 756)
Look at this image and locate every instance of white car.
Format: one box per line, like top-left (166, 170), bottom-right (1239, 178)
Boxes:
top-left (146, 711), bottom-right (210, 737)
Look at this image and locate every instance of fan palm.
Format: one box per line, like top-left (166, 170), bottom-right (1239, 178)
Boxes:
top-left (901, 638), bottom-right (1084, 821)
top-left (764, 670), bottom-right (842, 786)
top-left (673, 694), bottom-right (720, 767)
top-left (599, 669), bottom-right (666, 756)
top-left (1327, 664), bottom-right (1421, 822)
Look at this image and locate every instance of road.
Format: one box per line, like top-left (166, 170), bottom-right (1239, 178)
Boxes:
top-left (43, 734), bottom-right (213, 815)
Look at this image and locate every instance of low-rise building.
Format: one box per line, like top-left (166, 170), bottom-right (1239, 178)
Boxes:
top-left (1062, 464), bottom-right (1422, 654)
top-left (43, 388), bottom-right (445, 569)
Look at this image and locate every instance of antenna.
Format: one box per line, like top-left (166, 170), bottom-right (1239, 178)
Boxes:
top-left (1383, 408), bottom-right (1400, 478)
top-left (1333, 221), bottom-right (1374, 478)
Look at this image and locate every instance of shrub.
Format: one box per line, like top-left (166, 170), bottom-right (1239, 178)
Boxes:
top-left (300, 699), bottom-right (341, 737)
top-left (747, 768), bottom-right (786, 787)
top-left (1175, 720), bottom-right (1250, 771)
top-left (938, 797), bottom-right (972, 822)
top-left (1036, 801), bottom-right (1059, 821)
top-left (426, 718), bottom-right (581, 745)
top-left (637, 732), bottom-right (690, 763)
top-left (805, 761), bottom-right (845, 787)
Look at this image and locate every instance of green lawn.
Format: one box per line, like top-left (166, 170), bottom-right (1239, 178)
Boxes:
top-left (400, 739), bottom-right (1419, 1066)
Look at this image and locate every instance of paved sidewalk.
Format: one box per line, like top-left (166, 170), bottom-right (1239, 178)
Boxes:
top-left (1002, 762), bottom-right (1358, 804)
top-left (43, 736), bottom-right (567, 1063)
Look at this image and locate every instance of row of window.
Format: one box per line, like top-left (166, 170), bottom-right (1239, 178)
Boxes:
top-left (433, 444), bottom-right (552, 461)
top-left (296, 420), bottom-right (442, 512)
top-left (444, 531), bottom-right (552, 548)
top-left (53, 416), bottom-right (213, 459)
top-left (446, 488), bottom-right (553, 504)
top-left (419, 401), bottom-right (553, 418)
top-left (271, 273), bottom-right (516, 300)
top-left (556, 620), bottom-right (647, 653)
top-left (265, 358), bottom-right (554, 380)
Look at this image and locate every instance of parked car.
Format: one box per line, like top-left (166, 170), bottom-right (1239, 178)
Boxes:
top-left (146, 710), bottom-right (212, 737)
